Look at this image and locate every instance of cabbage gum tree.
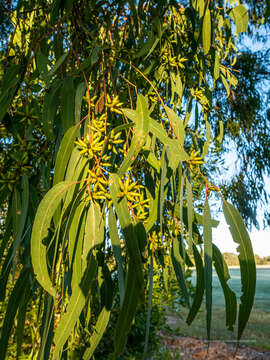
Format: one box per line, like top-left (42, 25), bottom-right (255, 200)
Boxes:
top-left (0, 1), bottom-right (256, 359)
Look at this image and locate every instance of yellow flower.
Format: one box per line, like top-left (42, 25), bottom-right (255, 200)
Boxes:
top-left (117, 175), bottom-right (143, 202)
top-left (108, 129), bottom-right (124, 154)
top-left (106, 94), bottom-right (123, 114)
top-left (186, 150), bottom-right (204, 171)
top-left (75, 132), bottom-right (103, 158)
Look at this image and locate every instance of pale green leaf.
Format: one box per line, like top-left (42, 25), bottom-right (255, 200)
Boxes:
top-left (202, 8), bottom-right (211, 54)
top-left (31, 182), bottom-right (73, 297)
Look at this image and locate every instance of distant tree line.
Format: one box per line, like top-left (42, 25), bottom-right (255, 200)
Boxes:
top-left (223, 252), bottom-right (270, 266)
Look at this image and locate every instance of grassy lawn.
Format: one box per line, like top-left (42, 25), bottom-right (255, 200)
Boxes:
top-left (165, 306), bottom-right (270, 351)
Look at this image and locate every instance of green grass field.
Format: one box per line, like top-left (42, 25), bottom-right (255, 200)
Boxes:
top-left (165, 268), bottom-right (270, 351)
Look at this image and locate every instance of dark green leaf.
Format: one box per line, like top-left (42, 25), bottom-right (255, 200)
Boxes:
top-left (204, 198), bottom-right (212, 340)
top-left (222, 200), bottom-right (256, 340)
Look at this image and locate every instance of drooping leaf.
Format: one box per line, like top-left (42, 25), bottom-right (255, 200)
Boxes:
top-left (164, 105), bottom-right (185, 145)
top-left (82, 202), bottom-right (104, 265)
top-left (48, 52), bottom-right (69, 76)
top-left (113, 264), bottom-right (140, 359)
top-left (143, 250), bottom-right (154, 360)
top-left (186, 176), bottom-right (193, 252)
top-left (203, 197), bottom-right (212, 340)
top-left (159, 147), bottom-right (167, 234)
top-left (0, 64), bottom-right (20, 122)
top-left (108, 208), bottom-right (125, 306)
top-left (109, 173), bottom-right (144, 291)
top-left (214, 51), bottom-right (220, 81)
top-left (186, 244), bottom-right (204, 325)
top-left (202, 8), bottom-right (211, 54)
top-left (10, 175), bottom-right (29, 264)
top-left (31, 182), bottom-right (73, 297)
top-left (118, 95), bottom-right (150, 176)
top-left (202, 118), bottom-right (211, 156)
top-left (83, 307), bottom-right (111, 360)
top-left (222, 200), bottom-right (256, 340)
top-left (53, 255), bottom-right (98, 359)
top-left (75, 82), bottom-right (87, 123)
top-left (213, 244), bottom-right (237, 331)
top-left (42, 81), bottom-right (61, 140)
top-left (0, 269), bottom-right (29, 360)
top-left (171, 236), bottom-right (190, 307)
top-left (53, 125), bottom-right (79, 185)
top-left (61, 77), bottom-right (75, 133)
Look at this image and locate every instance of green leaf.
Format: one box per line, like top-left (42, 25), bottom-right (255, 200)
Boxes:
top-left (165, 105), bottom-right (185, 145)
top-left (136, 94), bottom-right (150, 137)
top-left (36, 51), bottom-right (49, 81)
top-left (75, 82), bottom-right (86, 123)
top-left (221, 74), bottom-right (230, 97)
top-left (159, 147), bottom-right (167, 234)
top-left (53, 125), bottom-right (79, 185)
top-left (0, 270), bottom-right (29, 360)
top-left (214, 51), bottom-right (220, 81)
top-left (229, 5), bottom-right (249, 34)
top-left (16, 285), bottom-right (31, 359)
top-left (0, 64), bottom-right (20, 122)
top-left (202, 8), bottom-right (211, 54)
top-left (53, 254), bottom-right (98, 359)
top-left (186, 244), bottom-right (204, 325)
top-left (48, 53), bottom-right (68, 76)
top-left (143, 251), bottom-right (154, 360)
top-left (117, 139), bottom-right (141, 177)
top-left (213, 244), bottom-right (237, 331)
top-left (186, 177), bottom-right (193, 252)
top-left (222, 200), bottom-right (256, 340)
top-left (121, 108), bottom-right (189, 161)
top-left (118, 95), bottom-right (150, 176)
top-left (10, 175), bottom-right (29, 265)
top-left (109, 208), bottom-right (125, 306)
top-left (135, 32), bottom-right (156, 58)
top-left (31, 182), bottom-right (73, 297)
top-left (217, 120), bottom-right (224, 143)
top-left (42, 81), bottom-right (61, 140)
top-left (203, 197), bottom-right (212, 340)
top-left (69, 202), bottom-right (87, 289)
top-left (171, 236), bottom-right (190, 307)
top-left (83, 307), bottom-right (111, 360)
top-left (82, 203), bottom-right (104, 265)
top-left (109, 173), bottom-right (144, 291)
top-left (61, 77), bottom-right (75, 133)
top-left (113, 264), bottom-right (140, 358)
top-left (202, 119), bottom-right (211, 156)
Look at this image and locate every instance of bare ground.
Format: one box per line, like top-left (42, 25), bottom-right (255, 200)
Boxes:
top-left (158, 332), bottom-right (270, 360)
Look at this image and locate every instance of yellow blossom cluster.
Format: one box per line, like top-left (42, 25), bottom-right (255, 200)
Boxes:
top-left (118, 174), bottom-right (149, 222)
top-left (186, 150), bottom-right (204, 172)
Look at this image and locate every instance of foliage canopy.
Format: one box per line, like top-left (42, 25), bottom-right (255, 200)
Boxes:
top-left (0, 0), bottom-right (259, 358)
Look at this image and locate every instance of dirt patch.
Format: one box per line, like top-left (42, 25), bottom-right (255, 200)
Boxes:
top-left (158, 332), bottom-right (270, 359)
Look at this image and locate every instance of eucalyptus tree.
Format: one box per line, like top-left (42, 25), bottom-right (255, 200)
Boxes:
top-left (0, 1), bottom-right (257, 359)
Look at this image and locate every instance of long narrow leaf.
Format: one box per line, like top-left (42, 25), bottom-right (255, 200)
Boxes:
top-left (108, 208), bottom-right (125, 306)
top-left (171, 236), bottom-right (190, 307)
top-left (53, 255), bottom-right (98, 359)
top-left (143, 250), bottom-right (154, 360)
top-left (31, 182), bottom-right (73, 297)
top-left (0, 270), bottom-right (29, 360)
top-left (186, 244), bottom-right (204, 325)
top-left (203, 197), bottom-right (212, 340)
top-left (213, 244), bottom-right (237, 331)
top-left (222, 200), bottom-right (256, 340)
top-left (83, 307), bottom-right (111, 360)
